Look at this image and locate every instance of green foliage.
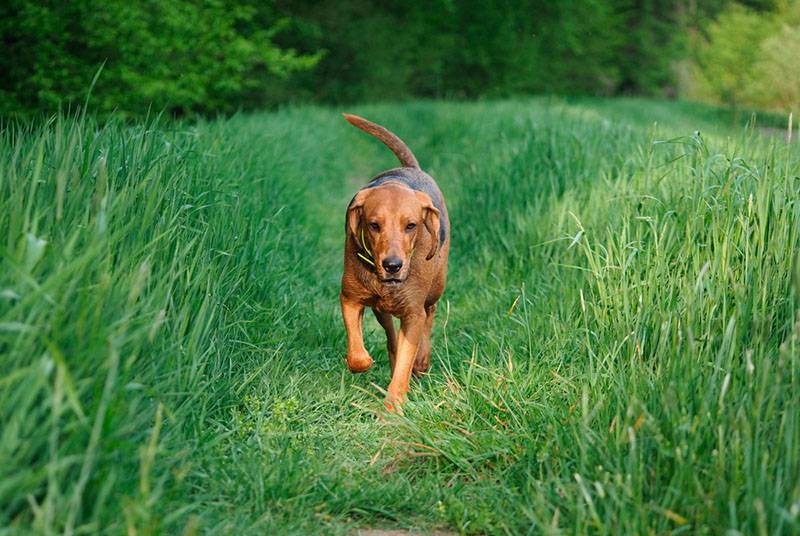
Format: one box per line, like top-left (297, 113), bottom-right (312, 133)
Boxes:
top-left (0, 0), bottom-right (320, 117)
top-left (0, 0), bottom-right (734, 116)
top-left (613, 0), bottom-right (685, 94)
top-left (275, 0), bottom-right (656, 101)
top-left (1, 99), bottom-right (799, 533)
top-left (748, 3), bottom-right (800, 111)
top-left (694, 4), bottom-right (778, 106)
top-left (688, 0), bottom-right (800, 113)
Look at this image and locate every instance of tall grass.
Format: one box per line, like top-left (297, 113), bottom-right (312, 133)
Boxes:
top-left (1, 98), bottom-right (798, 534)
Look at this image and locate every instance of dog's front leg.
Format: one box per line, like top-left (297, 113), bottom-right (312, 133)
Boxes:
top-left (340, 294), bottom-right (373, 372)
top-left (385, 309), bottom-right (425, 411)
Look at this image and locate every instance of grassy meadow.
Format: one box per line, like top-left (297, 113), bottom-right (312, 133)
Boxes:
top-left (1, 98), bottom-right (799, 534)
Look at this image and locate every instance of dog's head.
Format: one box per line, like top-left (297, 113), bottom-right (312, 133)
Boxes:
top-left (348, 183), bottom-right (440, 285)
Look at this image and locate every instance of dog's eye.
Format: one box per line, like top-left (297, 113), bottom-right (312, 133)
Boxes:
top-left (406, 223), bottom-right (417, 231)
top-left (369, 222), bottom-right (380, 232)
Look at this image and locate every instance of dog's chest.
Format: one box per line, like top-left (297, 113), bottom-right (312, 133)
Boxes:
top-left (371, 287), bottom-right (415, 316)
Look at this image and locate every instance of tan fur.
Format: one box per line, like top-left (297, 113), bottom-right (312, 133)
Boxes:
top-left (340, 115), bottom-right (450, 412)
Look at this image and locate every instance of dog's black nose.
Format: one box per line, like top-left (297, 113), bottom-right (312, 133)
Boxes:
top-left (382, 256), bottom-right (403, 274)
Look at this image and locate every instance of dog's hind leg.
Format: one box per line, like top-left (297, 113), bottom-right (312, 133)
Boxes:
top-left (413, 304), bottom-right (436, 376)
top-left (341, 294), bottom-right (373, 372)
top-left (373, 309), bottom-right (397, 373)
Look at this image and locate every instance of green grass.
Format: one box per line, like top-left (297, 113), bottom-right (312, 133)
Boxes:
top-left (1, 97), bottom-right (799, 535)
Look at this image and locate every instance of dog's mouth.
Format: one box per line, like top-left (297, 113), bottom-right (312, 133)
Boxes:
top-left (380, 277), bottom-right (405, 286)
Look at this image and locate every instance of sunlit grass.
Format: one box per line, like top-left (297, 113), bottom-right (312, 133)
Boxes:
top-left (1, 98), bottom-right (798, 534)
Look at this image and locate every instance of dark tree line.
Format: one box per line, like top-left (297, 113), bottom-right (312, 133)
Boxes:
top-left (0, 0), bottom-right (780, 117)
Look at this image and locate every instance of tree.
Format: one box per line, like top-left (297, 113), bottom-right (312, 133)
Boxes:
top-left (0, 0), bottom-right (320, 116)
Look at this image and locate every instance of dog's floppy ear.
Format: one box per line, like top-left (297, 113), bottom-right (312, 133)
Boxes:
top-left (347, 190), bottom-right (369, 251)
top-left (415, 191), bottom-right (440, 260)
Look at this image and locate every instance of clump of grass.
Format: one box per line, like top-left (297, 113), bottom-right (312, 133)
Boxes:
top-left (1, 98), bottom-right (798, 534)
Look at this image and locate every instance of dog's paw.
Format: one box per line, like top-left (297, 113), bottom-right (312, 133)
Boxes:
top-left (412, 353), bottom-right (430, 376)
top-left (384, 390), bottom-right (406, 414)
top-left (345, 352), bottom-right (373, 373)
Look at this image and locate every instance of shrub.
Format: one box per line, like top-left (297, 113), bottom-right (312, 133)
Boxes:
top-left (686, 0), bottom-right (800, 114)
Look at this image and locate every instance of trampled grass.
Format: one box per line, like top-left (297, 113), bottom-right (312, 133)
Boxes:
top-left (1, 98), bottom-right (799, 534)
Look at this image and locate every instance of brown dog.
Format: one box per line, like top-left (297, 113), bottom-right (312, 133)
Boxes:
top-left (340, 114), bottom-right (450, 410)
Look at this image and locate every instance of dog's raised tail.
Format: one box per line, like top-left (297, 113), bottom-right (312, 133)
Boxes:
top-left (343, 113), bottom-right (420, 169)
